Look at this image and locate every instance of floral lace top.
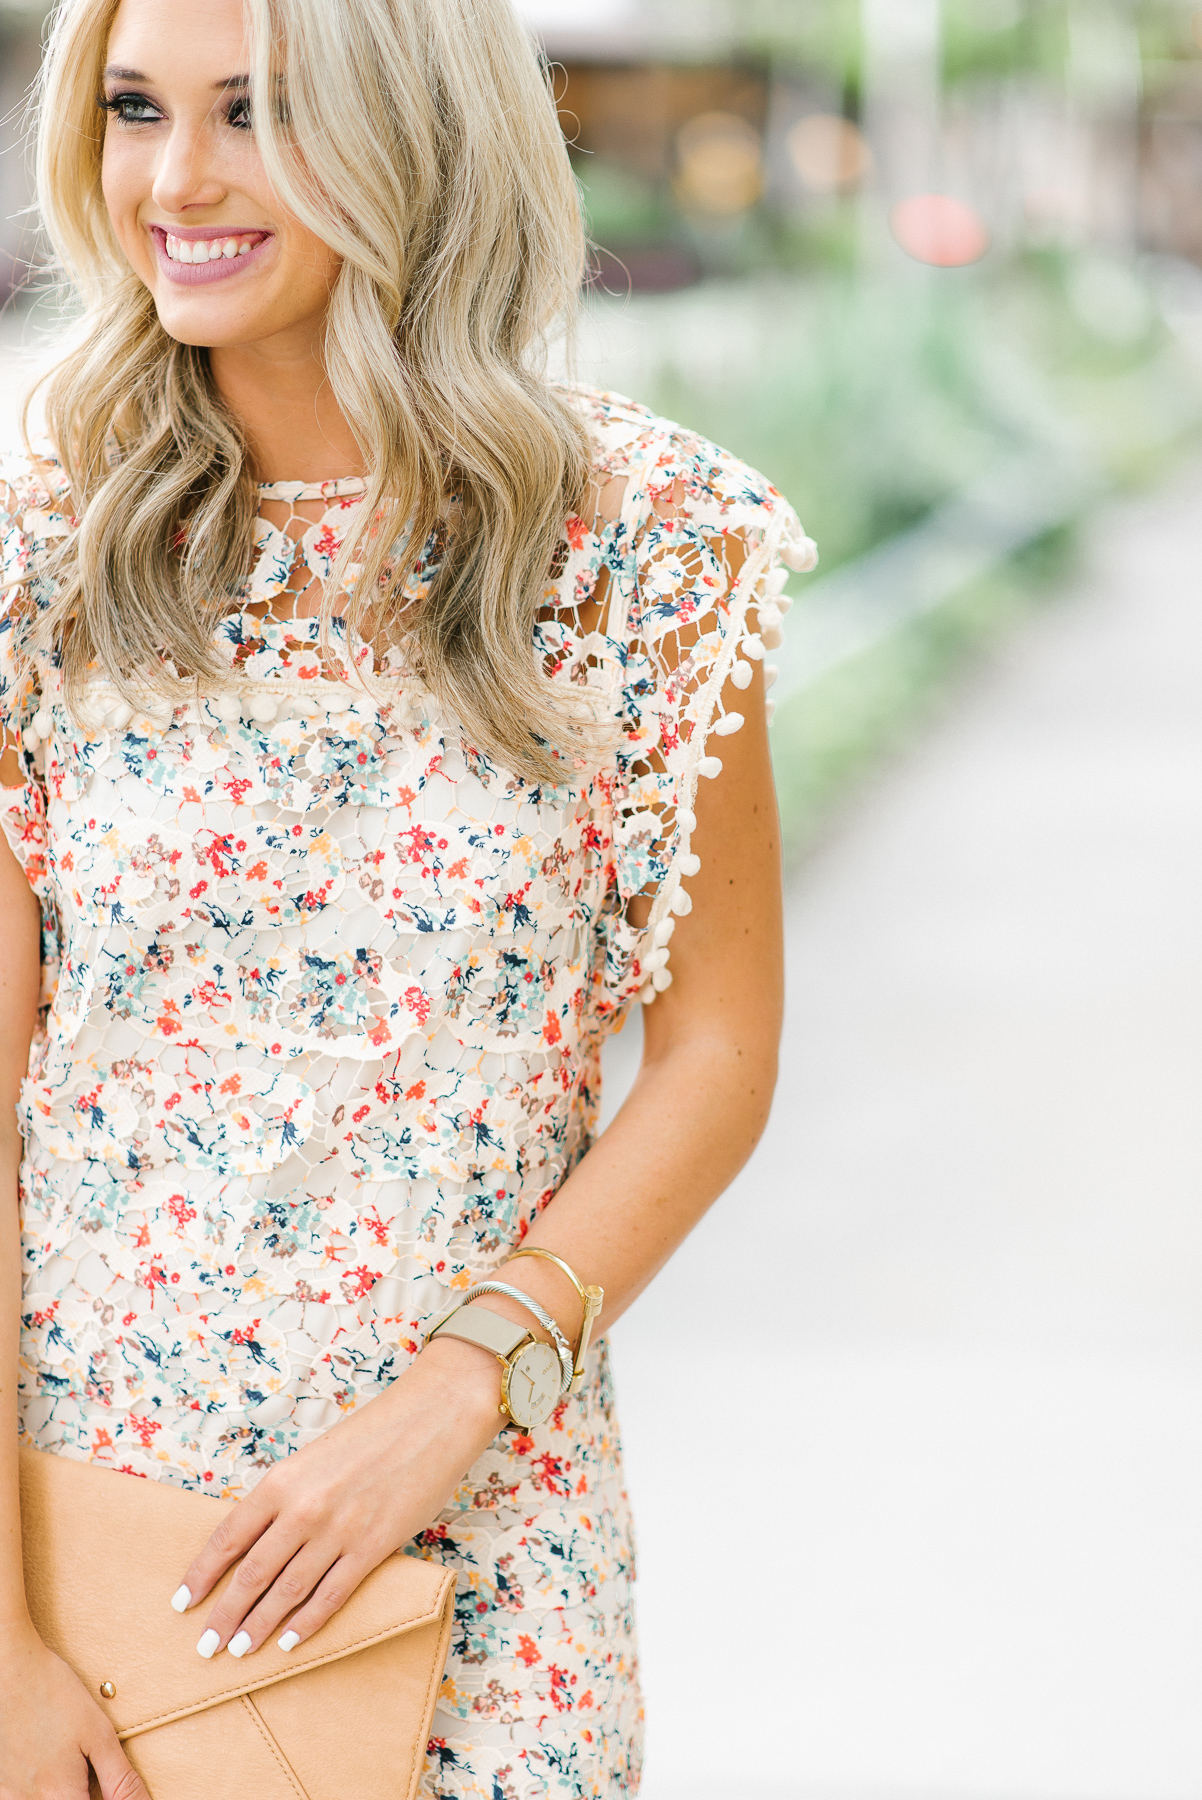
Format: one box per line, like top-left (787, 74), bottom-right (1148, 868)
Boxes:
top-left (2, 386), bottom-right (813, 1798)
top-left (1, 386), bottom-right (813, 1498)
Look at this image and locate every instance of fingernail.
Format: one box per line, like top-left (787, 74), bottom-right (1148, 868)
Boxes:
top-left (196, 1629), bottom-right (221, 1659)
top-left (170, 1585), bottom-right (191, 1613)
top-left (228, 1630), bottom-right (253, 1658)
top-left (278, 1630), bottom-right (300, 1652)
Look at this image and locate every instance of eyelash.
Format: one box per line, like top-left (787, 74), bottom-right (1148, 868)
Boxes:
top-left (99, 92), bottom-right (252, 130)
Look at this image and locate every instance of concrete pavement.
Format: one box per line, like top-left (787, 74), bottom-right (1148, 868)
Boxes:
top-left (607, 464), bottom-right (1202, 1800)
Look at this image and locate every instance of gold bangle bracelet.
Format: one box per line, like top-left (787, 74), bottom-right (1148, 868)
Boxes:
top-left (507, 1247), bottom-right (604, 1393)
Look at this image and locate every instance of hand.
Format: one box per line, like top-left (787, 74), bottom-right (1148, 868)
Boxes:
top-left (174, 1338), bottom-right (502, 1658)
top-left (0, 1620), bottom-right (149, 1800)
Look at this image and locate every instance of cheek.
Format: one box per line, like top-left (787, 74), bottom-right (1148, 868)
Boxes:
top-left (280, 233), bottom-right (342, 306)
top-left (100, 135), bottom-right (142, 240)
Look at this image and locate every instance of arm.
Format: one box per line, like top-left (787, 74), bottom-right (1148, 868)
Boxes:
top-left (494, 648), bottom-right (783, 1330)
top-left (176, 653), bottom-right (782, 1658)
top-left (0, 762), bottom-right (149, 1800)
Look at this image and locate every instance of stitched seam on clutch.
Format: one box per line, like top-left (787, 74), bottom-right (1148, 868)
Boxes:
top-left (118, 1578), bottom-right (454, 1735)
top-left (240, 1695), bottom-right (309, 1799)
top-left (405, 1587), bottom-right (456, 1797)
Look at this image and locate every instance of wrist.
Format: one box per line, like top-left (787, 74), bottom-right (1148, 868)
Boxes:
top-left (0, 1611), bottom-right (42, 1664)
top-left (417, 1331), bottom-right (508, 1436)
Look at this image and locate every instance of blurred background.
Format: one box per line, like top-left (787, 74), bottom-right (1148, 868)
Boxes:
top-left (4, 2), bottom-right (1202, 1796)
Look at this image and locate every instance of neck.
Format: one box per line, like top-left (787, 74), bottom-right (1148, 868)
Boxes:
top-left (209, 325), bottom-right (365, 486)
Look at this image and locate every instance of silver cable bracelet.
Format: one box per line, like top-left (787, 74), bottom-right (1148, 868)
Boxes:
top-left (457, 1281), bottom-right (575, 1396)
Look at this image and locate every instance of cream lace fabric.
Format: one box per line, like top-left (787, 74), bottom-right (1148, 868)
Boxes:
top-left (0, 387), bottom-right (814, 1797)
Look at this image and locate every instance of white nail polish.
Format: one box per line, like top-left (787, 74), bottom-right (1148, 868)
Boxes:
top-left (170, 1585), bottom-right (191, 1613)
top-left (278, 1630), bottom-right (300, 1652)
top-left (228, 1630), bottom-right (253, 1658)
top-left (196, 1629), bottom-right (221, 1659)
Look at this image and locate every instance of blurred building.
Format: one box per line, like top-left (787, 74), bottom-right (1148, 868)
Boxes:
top-left (4, 2), bottom-right (1202, 295)
top-left (517, 0), bottom-right (1202, 287)
top-left (1142, 46), bottom-right (1202, 262)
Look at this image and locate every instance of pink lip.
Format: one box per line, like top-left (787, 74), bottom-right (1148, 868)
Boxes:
top-left (148, 225), bottom-right (275, 286)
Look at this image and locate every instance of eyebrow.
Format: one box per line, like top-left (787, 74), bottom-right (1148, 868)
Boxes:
top-left (102, 66), bottom-right (250, 89)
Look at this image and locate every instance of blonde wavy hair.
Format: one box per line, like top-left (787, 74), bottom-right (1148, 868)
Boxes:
top-left (25, 0), bottom-right (596, 779)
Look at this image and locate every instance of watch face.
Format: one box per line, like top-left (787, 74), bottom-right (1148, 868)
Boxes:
top-left (503, 1341), bottom-right (562, 1429)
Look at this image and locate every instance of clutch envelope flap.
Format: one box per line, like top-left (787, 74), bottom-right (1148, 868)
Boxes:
top-left (19, 1444), bottom-right (454, 1739)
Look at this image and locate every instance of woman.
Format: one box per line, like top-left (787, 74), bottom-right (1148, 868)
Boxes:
top-left (0, 0), bottom-right (813, 1794)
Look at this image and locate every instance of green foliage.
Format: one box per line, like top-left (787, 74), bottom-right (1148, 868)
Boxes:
top-left (943, 0), bottom-right (1035, 82)
top-left (654, 0), bottom-right (1202, 90)
top-left (771, 529), bottom-right (1079, 863)
top-left (1133, 0), bottom-right (1201, 65)
top-left (766, 204), bottom-right (862, 278)
top-left (612, 249), bottom-right (1193, 578)
top-left (669, 0), bottom-right (1069, 84)
top-left (942, 0), bottom-right (1069, 83)
top-left (579, 244), bottom-right (1202, 851)
top-left (668, 0), bottom-right (862, 84)
top-left (574, 161), bottom-right (669, 247)
top-left (649, 275), bottom-right (1004, 572)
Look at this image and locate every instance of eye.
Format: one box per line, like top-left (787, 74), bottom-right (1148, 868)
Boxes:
top-left (226, 95), bottom-right (253, 131)
top-left (101, 91), bottom-right (164, 126)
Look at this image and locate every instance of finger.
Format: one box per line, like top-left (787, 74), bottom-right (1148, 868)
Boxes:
top-left (218, 1541), bottom-right (338, 1657)
top-left (173, 1489), bottom-right (280, 1614)
top-left (195, 1518), bottom-right (310, 1655)
top-left (272, 1552), bottom-right (374, 1652)
top-left (86, 1722), bottom-right (151, 1800)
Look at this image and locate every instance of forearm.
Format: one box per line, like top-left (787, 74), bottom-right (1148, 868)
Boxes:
top-left (424, 1009), bottom-right (778, 1371)
top-left (434, 660), bottom-right (785, 1364)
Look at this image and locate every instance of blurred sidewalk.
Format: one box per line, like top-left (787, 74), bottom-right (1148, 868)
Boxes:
top-left (607, 465), bottom-right (1202, 1800)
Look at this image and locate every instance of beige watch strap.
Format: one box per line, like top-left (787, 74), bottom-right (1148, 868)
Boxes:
top-left (429, 1304), bottom-right (531, 1361)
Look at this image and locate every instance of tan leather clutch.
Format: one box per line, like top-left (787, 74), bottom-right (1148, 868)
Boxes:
top-left (19, 1445), bottom-right (455, 1800)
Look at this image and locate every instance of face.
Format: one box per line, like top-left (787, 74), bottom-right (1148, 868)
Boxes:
top-left (100, 0), bottom-right (341, 354)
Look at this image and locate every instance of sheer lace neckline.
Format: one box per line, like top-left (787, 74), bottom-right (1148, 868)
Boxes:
top-left (255, 476), bottom-right (367, 501)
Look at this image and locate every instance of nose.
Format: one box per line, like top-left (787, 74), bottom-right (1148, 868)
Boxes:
top-left (150, 116), bottom-right (226, 217)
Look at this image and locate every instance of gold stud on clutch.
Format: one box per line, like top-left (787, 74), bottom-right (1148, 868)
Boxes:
top-left (99, 1681), bottom-right (116, 1699)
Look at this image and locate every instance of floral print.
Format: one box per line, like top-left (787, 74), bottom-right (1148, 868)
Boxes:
top-left (0, 388), bottom-right (813, 1797)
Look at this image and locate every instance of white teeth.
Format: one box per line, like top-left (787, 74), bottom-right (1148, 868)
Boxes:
top-left (165, 233), bottom-right (261, 264)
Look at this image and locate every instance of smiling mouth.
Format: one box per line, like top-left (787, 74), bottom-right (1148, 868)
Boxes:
top-left (148, 225), bottom-right (275, 287)
top-left (161, 229), bottom-right (270, 264)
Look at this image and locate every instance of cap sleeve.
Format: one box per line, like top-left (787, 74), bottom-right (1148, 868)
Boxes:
top-left (1, 446), bottom-right (68, 910)
top-left (594, 419), bottom-right (816, 1016)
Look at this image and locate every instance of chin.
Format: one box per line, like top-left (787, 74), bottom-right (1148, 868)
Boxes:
top-left (152, 295), bottom-right (260, 348)
top-left (153, 315), bottom-right (216, 347)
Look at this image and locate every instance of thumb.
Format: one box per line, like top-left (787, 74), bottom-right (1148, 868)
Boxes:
top-left (85, 1727), bottom-right (151, 1800)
